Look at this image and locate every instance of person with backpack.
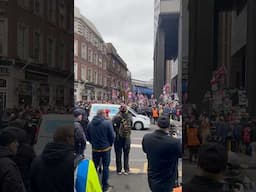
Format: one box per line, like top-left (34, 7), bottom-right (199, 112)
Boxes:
top-left (112, 105), bottom-right (133, 175)
top-left (152, 106), bottom-right (159, 124)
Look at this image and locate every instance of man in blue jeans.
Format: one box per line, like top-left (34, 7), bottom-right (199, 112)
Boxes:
top-left (87, 109), bottom-right (115, 192)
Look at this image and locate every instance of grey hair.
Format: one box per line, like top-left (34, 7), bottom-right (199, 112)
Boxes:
top-left (97, 109), bottom-right (105, 116)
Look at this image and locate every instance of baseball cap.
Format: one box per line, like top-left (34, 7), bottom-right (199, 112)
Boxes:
top-left (157, 116), bottom-right (170, 129)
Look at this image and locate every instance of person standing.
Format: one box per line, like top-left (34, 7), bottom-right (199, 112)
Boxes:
top-left (74, 109), bottom-right (87, 157)
top-left (152, 106), bottom-right (159, 124)
top-left (87, 109), bottom-right (115, 192)
top-left (30, 126), bottom-right (74, 192)
top-left (112, 105), bottom-right (133, 175)
top-left (186, 123), bottom-right (201, 163)
top-left (0, 129), bottom-right (26, 192)
top-left (142, 116), bottom-right (181, 192)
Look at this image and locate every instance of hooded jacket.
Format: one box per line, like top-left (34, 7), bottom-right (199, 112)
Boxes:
top-left (0, 146), bottom-right (26, 192)
top-left (87, 115), bottom-right (115, 150)
top-left (30, 142), bottom-right (74, 192)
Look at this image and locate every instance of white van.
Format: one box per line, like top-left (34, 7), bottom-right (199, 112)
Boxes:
top-left (88, 104), bottom-right (151, 130)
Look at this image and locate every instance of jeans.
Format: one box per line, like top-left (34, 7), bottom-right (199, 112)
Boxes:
top-left (92, 150), bottom-right (111, 191)
top-left (114, 136), bottom-right (131, 172)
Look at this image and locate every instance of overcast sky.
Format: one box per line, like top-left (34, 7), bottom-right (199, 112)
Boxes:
top-left (75, 0), bottom-right (154, 81)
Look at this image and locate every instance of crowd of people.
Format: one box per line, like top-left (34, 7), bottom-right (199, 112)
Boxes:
top-left (73, 101), bottom-right (182, 192)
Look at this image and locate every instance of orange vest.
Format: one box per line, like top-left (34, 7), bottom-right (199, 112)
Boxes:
top-left (152, 108), bottom-right (159, 118)
top-left (187, 127), bottom-right (200, 146)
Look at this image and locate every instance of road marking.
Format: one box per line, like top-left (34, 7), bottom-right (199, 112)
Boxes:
top-left (131, 144), bottom-right (142, 148)
top-left (143, 162), bottom-right (148, 173)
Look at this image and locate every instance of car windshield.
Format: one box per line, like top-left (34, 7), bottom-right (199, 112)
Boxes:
top-left (128, 107), bottom-right (138, 115)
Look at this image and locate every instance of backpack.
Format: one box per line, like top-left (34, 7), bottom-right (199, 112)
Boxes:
top-left (114, 114), bottom-right (131, 138)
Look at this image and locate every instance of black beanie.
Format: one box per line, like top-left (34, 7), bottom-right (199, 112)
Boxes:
top-left (157, 116), bottom-right (170, 129)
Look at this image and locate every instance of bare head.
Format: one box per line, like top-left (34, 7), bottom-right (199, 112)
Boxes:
top-left (97, 109), bottom-right (106, 117)
top-left (53, 126), bottom-right (74, 145)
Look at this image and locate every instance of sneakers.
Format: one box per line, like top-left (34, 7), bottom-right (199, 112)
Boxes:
top-left (117, 172), bottom-right (122, 175)
top-left (104, 185), bottom-right (113, 192)
top-left (124, 171), bottom-right (129, 175)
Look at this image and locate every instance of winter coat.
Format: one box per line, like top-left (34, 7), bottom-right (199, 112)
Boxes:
top-left (74, 120), bottom-right (86, 155)
top-left (30, 142), bottom-right (74, 192)
top-left (142, 130), bottom-right (181, 192)
top-left (0, 146), bottom-right (26, 192)
top-left (87, 115), bottom-right (115, 150)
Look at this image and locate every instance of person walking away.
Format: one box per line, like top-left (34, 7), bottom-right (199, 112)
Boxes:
top-left (201, 116), bottom-right (210, 144)
top-left (186, 123), bottom-right (201, 163)
top-left (30, 126), bottom-right (74, 192)
top-left (87, 109), bottom-right (115, 192)
top-left (152, 106), bottom-right (159, 124)
top-left (0, 129), bottom-right (26, 192)
top-left (74, 109), bottom-right (87, 157)
top-left (74, 156), bottom-right (102, 192)
top-left (142, 116), bottom-right (181, 192)
top-left (112, 105), bottom-right (133, 175)
top-left (183, 143), bottom-right (228, 192)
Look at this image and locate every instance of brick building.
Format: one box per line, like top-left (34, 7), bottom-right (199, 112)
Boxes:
top-left (0, 0), bottom-right (74, 111)
top-left (74, 8), bottom-right (131, 102)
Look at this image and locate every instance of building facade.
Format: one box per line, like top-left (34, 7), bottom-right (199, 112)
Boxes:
top-left (74, 8), bottom-right (131, 102)
top-left (153, 0), bottom-right (180, 99)
top-left (187, 0), bottom-right (256, 116)
top-left (74, 7), bottom-right (108, 102)
top-left (106, 43), bottom-right (130, 102)
top-left (0, 0), bottom-right (74, 111)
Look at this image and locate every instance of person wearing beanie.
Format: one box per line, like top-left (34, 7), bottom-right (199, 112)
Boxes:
top-left (0, 129), bottom-right (26, 192)
top-left (142, 116), bottom-right (181, 192)
top-left (74, 109), bottom-right (87, 156)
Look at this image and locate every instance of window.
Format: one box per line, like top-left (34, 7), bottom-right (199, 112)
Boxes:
top-left (98, 55), bottom-right (102, 68)
top-left (0, 19), bottom-right (7, 56)
top-left (112, 59), bottom-right (115, 68)
top-left (47, 38), bottom-right (55, 67)
top-left (81, 43), bottom-right (87, 60)
top-left (103, 77), bottom-right (107, 87)
top-left (48, 0), bottom-right (56, 23)
top-left (88, 48), bottom-right (93, 62)
top-left (81, 66), bottom-right (86, 81)
top-left (59, 43), bottom-right (65, 70)
top-left (17, 23), bottom-right (28, 60)
top-left (74, 40), bottom-right (78, 56)
top-left (87, 68), bottom-right (92, 82)
top-left (74, 63), bottom-right (78, 80)
top-left (34, 32), bottom-right (41, 63)
top-left (98, 72), bottom-right (102, 85)
top-left (93, 71), bottom-right (97, 84)
top-left (103, 60), bottom-right (107, 70)
top-left (18, 0), bottom-right (29, 9)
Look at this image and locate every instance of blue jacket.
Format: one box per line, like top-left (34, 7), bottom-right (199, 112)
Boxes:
top-left (87, 116), bottom-right (115, 150)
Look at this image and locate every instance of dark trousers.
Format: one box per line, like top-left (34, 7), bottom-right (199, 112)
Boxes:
top-left (188, 146), bottom-right (199, 162)
top-left (114, 136), bottom-right (131, 172)
top-left (92, 150), bottom-right (111, 190)
top-left (153, 117), bottom-right (158, 124)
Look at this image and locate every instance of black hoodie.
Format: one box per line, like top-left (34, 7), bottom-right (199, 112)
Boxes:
top-left (0, 146), bottom-right (26, 192)
top-left (29, 142), bottom-right (74, 192)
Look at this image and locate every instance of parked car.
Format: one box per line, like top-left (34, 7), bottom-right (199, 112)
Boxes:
top-left (33, 114), bottom-right (73, 155)
top-left (88, 104), bottom-right (151, 130)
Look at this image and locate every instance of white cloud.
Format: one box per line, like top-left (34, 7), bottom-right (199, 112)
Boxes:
top-left (75, 0), bottom-right (154, 81)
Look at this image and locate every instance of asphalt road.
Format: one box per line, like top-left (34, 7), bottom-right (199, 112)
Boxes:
top-left (86, 122), bottom-right (182, 192)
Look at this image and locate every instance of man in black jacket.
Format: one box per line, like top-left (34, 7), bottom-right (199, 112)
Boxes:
top-left (142, 116), bottom-right (181, 192)
top-left (29, 126), bottom-right (74, 192)
top-left (74, 109), bottom-right (87, 156)
top-left (0, 129), bottom-right (26, 192)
